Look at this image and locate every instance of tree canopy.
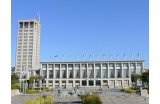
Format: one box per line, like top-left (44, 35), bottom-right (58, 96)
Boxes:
top-left (11, 73), bottom-right (19, 84)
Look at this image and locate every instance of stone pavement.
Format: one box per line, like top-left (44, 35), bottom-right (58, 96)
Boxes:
top-left (11, 88), bottom-right (149, 104)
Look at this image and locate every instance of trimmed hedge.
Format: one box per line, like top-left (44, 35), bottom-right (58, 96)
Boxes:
top-left (120, 88), bottom-right (136, 93)
top-left (80, 94), bottom-right (102, 104)
top-left (45, 87), bottom-right (51, 92)
top-left (24, 95), bottom-right (54, 104)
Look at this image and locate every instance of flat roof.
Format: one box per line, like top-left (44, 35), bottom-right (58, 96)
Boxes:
top-left (40, 60), bottom-right (145, 64)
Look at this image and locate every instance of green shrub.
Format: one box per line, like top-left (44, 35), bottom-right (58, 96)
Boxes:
top-left (35, 90), bottom-right (40, 93)
top-left (24, 95), bottom-right (54, 104)
top-left (125, 89), bottom-right (136, 93)
top-left (120, 88), bottom-right (125, 92)
top-left (11, 84), bottom-right (20, 89)
top-left (45, 87), bottom-right (51, 92)
top-left (27, 89), bottom-right (36, 94)
top-left (80, 94), bottom-right (102, 104)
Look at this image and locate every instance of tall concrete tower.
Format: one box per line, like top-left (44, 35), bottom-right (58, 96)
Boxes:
top-left (15, 19), bottom-right (40, 77)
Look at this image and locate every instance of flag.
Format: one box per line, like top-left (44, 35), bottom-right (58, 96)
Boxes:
top-left (37, 12), bottom-right (40, 20)
top-left (130, 53), bottom-right (132, 57)
top-left (103, 54), bottom-right (105, 56)
top-left (50, 55), bottom-right (52, 59)
top-left (82, 54), bottom-right (84, 57)
top-left (137, 53), bottom-right (139, 57)
top-left (63, 55), bottom-right (64, 57)
top-left (117, 54), bottom-right (118, 56)
top-left (89, 54), bottom-right (91, 57)
top-left (96, 54), bottom-right (98, 57)
top-left (55, 55), bottom-right (58, 57)
top-left (110, 54), bottom-right (112, 57)
top-left (124, 54), bottom-right (125, 57)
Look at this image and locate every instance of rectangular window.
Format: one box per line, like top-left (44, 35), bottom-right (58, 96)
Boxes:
top-left (48, 64), bottom-right (53, 68)
top-left (29, 49), bottom-right (32, 51)
top-left (29, 42), bottom-right (33, 45)
top-left (24, 22), bottom-right (28, 28)
top-left (23, 52), bottom-right (27, 54)
top-left (28, 52), bottom-right (32, 54)
top-left (24, 33), bottom-right (28, 36)
top-left (18, 43), bottom-right (22, 45)
top-left (23, 42), bottom-right (27, 45)
top-left (29, 36), bottom-right (33, 38)
top-left (17, 52), bottom-right (21, 54)
top-left (116, 63), bottom-right (121, 67)
top-left (18, 36), bottom-right (22, 38)
top-left (23, 49), bottom-right (27, 51)
top-left (24, 39), bottom-right (27, 41)
top-left (28, 62), bottom-right (32, 64)
top-left (18, 49), bottom-right (21, 51)
top-left (19, 30), bottom-right (22, 32)
top-left (23, 46), bottom-right (27, 48)
top-left (61, 64), bottom-right (66, 68)
top-left (109, 63), bottom-right (114, 67)
top-left (19, 33), bottom-right (22, 35)
top-left (17, 62), bottom-right (21, 64)
top-left (18, 39), bottom-right (22, 42)
top-left (29, 39), bottom-right (33, 41)
top-left (23, 55), bottom-right (26, 58)
top-left (22, 62), bottom-right (26, 64)
top-left (30, 30), bottom-right (33, 32)
top-left (19, 22), bottom-right (23, 28)
top-left (17, 56), bottom-right (21, 58)
top-left (43, 70), bottom-right (47, 78)
top-left (29, 33), bottom-right (33, 35)
top-left (49, 70), bottom-right (53, 78)
top-left (24, 30), bottom-right (28, 32)
top-left (17, 59), bottom-right (21, 61)
top-left (24, 36), bottom-right (27, 38)
top-left (30, 22), bottom-right (34, 28)
top-left (18, 46), bottom-right (21, 48)
top-left (23, 59), bottom-right (26, 61)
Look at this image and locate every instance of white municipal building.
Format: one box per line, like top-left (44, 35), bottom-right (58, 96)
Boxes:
top-left (38, 60), bottom-right (144, 88)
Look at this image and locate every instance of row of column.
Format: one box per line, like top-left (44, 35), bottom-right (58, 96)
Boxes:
top-left (41, 62), bottom-right (141, 79)
top-left (43, 79), bottom-right (130, 88)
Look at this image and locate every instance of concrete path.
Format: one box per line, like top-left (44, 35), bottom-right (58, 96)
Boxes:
top-left (11, 88), bottom-right (149, 104)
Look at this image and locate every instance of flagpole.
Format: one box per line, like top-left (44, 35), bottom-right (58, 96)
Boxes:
top-left (39, 11), bottom-right (40, 21)
top-left (63, 55), bottom-right (64, 61)
top-left (103, 55), bottom-right (105, 60)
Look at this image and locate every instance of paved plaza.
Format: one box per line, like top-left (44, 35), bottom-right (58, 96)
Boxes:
top-left (11, 88), bottom-right (149, 104)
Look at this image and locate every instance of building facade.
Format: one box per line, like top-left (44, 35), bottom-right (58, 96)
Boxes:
top-left (39, 60), bottom-right (144, 88)
top-left (15, 19), bottom-right (40, 76)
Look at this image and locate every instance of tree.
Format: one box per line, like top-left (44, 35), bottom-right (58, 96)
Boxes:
top-left (141, 70), bottom-right (149, 88)
top-left (11, 73), bottom-right (20, 89)
top-left (11, 73), bottom-right (19, 84)
top-left (131, 74), bottom-right (142, 90)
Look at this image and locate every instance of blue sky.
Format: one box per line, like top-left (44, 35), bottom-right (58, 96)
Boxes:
top-left (11, 0), bottom-right (149, 67)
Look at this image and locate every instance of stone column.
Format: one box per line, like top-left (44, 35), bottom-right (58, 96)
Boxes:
top-left (129, 62), bottom-right (131, 78)
top-left (121, 63), bottom-right (124, 87)
top-left (87, 63), bottom-right (89, 87)
top-left (94, 63), bottom-right (96, 79)
top-left (114, 63), bottom-right (116, 78)
top-left (53, 64), bottom-right (55, 79)
top-left (73, 63), bottom-right (75, 79)
top-left (67, 64), bottom-right (68, 79)
top-left (80, 63), bottom-right (82, 78)
top-left (47, 64), bottom-right (49, 79)
top-left (135, 62), bottom-right (137, 74)
top-left (60, 64), bottom-right (62, 79)
top-left (107, 63), bottom-right (109, 78)
top-left (100, 63), bottom-right (102, 78)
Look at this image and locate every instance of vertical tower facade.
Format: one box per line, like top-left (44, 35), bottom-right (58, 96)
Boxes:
top-left (15, 19), bottom-right (40, 76)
